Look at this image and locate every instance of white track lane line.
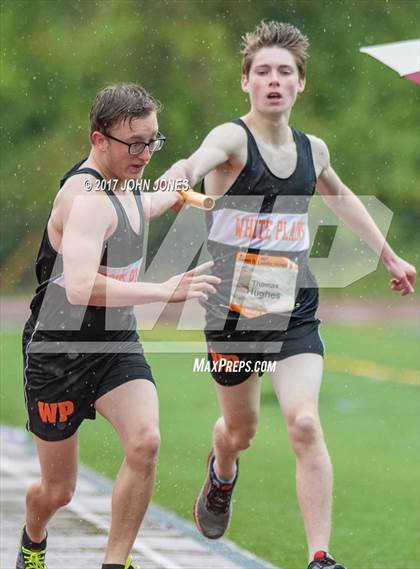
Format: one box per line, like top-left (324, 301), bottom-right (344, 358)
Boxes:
top-left (1, 456), bottom-right (182, 569)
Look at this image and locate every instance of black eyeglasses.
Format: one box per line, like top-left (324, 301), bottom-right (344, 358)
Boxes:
top-left (104, 132), bottom-right (166, 155)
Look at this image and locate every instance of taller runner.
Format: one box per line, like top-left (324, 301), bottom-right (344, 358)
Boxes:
top-left (18, 83), bottom-right (218, 569)
top-left (158, 21), bottom-right (416, 569)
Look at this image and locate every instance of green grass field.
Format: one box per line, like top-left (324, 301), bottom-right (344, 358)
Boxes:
top-left (1, 322), bottom-right (419, 569)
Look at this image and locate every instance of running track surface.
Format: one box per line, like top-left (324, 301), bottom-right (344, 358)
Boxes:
top-left (1, 425), bottom-right (277, 569)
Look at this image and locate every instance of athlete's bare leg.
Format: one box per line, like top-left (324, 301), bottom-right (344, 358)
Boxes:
top-left (270, 353), bottom-right (332, 561)
top-left (25, 433), bottom-right (78, 543)
top-left (213, 372), bottom-right (261, 480)
top-left (95, 379), bottom-right (160, 565)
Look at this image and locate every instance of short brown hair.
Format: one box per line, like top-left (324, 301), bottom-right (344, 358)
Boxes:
top-left (241, 21), bottom-right (309, 79)
top-left (90, 83), bottom-right (162, 135)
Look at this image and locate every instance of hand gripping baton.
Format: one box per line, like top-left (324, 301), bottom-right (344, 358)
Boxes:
top-left (179, 189), bottom-right (215, 211)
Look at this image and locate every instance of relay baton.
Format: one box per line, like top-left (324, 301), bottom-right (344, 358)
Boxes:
top-left (179, 189), bottom-right (215, 211)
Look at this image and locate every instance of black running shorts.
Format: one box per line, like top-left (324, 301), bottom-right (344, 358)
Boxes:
top-left (205, 319), bottom-right (324, 386)
top-left (22, 316), bottom-right (154, 441)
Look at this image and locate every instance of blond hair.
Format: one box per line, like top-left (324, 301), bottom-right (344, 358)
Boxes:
top-left (241, 21), bottom-right (309, 78)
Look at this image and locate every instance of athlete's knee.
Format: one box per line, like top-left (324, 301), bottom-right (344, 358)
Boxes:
top-left (125, 427), bottom-right (161, 471)
top-left (288, 411), bottom-right (322, 449)
top-left (226, 421), bottom-right (258, 451)
top-left (42, 480), bottom-right (76, 509)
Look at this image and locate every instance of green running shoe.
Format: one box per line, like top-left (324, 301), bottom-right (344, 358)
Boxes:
top-left (16, 527), bottom-right (47, 569)
top-left (124, 556), bottom-right (139, 569)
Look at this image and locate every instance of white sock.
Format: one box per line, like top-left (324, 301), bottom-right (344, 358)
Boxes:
top-left (213, 459), bottom-right (236, 484)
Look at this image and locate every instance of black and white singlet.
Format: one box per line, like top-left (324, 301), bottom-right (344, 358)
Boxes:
top-left (203, 118), bottom-right (319, 332)
top-left (29, 158), bottom-right (145, 337)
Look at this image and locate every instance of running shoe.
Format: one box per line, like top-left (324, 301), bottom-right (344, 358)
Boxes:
top-left (307, 550), bottom-right (346, 569)
top-left (16, 527), bottom-right (47, 569)
top-left (124, 556), bottom-right (139, 569)
top-left (193, 450), bottom-right (238, 539)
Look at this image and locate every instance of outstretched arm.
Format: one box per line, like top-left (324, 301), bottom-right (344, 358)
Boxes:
top-left (312, 136), bottom-right (416, 295)
top-left (156, 122), bottom-right (246, 195)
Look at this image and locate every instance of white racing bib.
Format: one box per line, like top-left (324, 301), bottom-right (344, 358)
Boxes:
top-left (229, 252), bottom-right (298, 318)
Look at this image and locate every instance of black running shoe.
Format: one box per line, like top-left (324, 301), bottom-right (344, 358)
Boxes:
top-left (308, 550), bottom-right (346, 569)
top-left (16, 527), bottom-right (47, 569)
top-left (193, 450), bottom-right (239, 539)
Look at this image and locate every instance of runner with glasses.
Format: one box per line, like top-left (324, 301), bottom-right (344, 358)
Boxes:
top-left (17, 83), bottom-right (218, 569)
top-left (104, 132), bottom-right (166, 155)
